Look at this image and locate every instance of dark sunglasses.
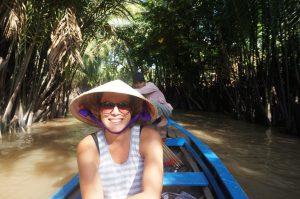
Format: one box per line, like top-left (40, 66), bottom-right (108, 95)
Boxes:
top-left (100, 101), bottom-right (131, 114)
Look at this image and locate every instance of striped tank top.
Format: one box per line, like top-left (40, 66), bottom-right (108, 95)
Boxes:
top-left (95, 125), bottom-right (144, 199)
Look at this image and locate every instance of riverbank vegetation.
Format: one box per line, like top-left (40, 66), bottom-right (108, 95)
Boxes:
top-left (0, 0), bottom-right (299, 136)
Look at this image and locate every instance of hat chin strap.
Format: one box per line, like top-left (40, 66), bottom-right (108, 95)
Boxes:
top-left (79, 105), bottom-right (151, 134)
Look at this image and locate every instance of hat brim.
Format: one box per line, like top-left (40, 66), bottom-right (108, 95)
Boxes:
top-left (69, 80), bottom-right (157, 127)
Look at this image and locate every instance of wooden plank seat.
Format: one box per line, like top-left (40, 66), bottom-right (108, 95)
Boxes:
top-left (164, 137), bottom-right (187, 147)
top-left (163, 138), bottom-right (209, 187)
top-left (163, 172), bottom-right (209, 186)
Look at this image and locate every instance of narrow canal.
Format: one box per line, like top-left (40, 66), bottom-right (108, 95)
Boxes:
top-left (1, 111), bottom-right (300, 199)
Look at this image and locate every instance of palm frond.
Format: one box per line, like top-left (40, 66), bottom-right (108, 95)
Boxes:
top-left (3, 0), bottom-right (26, 40)
top-left (47, 7), bottom-right (83, 75)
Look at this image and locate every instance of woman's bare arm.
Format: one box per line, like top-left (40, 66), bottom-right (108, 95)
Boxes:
top-left (127, 126), bottom-right (163, 199)
top-left (77, 135), bottom-right (104, 199)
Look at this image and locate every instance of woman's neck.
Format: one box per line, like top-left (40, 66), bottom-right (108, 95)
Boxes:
top-left (104, 127), bottom-right (131, 144)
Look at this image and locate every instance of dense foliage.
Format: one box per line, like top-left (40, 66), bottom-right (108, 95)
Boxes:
top-left (0, 0), bottom-right (299, 136)
top-left (115, 0), bottom-right (300, 134)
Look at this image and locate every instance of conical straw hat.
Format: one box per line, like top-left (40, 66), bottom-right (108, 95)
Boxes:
top-left (69, 79), bottom-right (157, 127)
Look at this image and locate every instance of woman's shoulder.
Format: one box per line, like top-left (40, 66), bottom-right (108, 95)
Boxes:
top-left (140, 125), bottom-right (156, 133)
top-left (139, 125), bottom-right (163, 158)
top-left (78, 133), bottom-right (95, 147)
top-left (140, 126), bottom-right (161, 142)
top-left (77, 133), bottom-right (99, 162)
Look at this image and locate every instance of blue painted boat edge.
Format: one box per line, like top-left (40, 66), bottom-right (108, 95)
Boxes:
top-left (167, 118), bottom-right (249, 199)
top-left (164, 137), bottom-right (187, 146)
top-left (163, 172), bottom-right (209, 186)
top-left (50, 174), bottom-right (80, 199)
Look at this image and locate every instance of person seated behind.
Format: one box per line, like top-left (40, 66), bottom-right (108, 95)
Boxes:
top-left (69, 80), bottom-right (163, 199)
top-left (133, 72), bottom-right (173, 127)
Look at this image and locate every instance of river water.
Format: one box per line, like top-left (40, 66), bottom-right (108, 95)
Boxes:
top-left (1, 111), bottom-right (300, 199)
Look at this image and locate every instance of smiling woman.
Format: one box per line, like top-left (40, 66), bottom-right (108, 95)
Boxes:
top-left (68, 79), bottom-right (163, 199)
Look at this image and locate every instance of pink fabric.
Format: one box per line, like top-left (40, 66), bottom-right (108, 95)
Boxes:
top-left (135, 82), bottom-right (173, 111)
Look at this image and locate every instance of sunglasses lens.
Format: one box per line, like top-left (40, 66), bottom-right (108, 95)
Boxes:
top-left (118, 101), bottom-right (130, 113)
top-left (100, 101), bottom-right (130, 114)
top-left (100, 102), bottom-right (115, 114)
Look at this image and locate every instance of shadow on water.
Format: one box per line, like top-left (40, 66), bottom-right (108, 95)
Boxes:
top-left (172, 110), bottom-right (300, 199)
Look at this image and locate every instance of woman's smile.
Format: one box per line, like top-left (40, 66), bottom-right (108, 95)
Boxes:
top-left (108, 117), bottom-right (124, 123)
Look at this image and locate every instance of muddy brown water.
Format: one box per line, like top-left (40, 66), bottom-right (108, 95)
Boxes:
top-left (1, 111), bottom-right (300, 199)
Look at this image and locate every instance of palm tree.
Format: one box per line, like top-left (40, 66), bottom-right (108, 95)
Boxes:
top-left (0, 0), bottom-right (138, 135)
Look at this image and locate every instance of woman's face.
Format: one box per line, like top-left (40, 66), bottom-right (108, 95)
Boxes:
top-left (99, 92), bottom-right (132, 132)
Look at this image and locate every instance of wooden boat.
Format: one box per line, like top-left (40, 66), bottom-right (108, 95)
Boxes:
top-left (51, 119), bottom-right (248, 199)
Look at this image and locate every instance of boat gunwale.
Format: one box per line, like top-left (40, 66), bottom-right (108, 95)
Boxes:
top-left (167, 118), bottom-right (248, 199)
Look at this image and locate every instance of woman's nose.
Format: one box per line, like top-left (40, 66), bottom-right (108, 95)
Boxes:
top-left (111, 105), bottom-right (120, 114)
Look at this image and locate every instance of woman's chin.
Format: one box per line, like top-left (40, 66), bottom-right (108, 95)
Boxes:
top-left (106, 124), bottom-right (127, 133)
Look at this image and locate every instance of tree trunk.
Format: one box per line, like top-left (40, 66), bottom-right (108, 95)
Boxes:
top-left (1, 43), bottom-right (34, 127)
